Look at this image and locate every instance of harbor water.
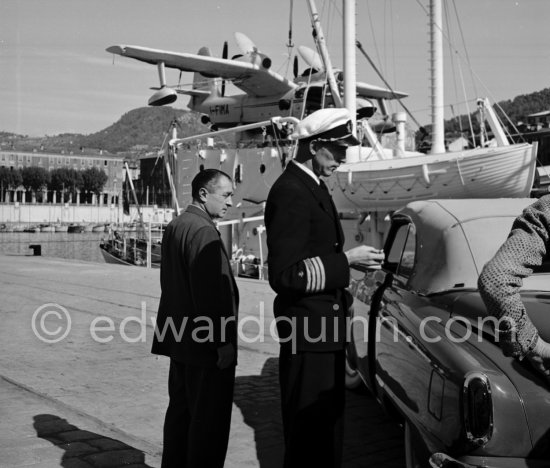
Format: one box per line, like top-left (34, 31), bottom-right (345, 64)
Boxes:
top-left (0, 232), bottom-right (108, 264)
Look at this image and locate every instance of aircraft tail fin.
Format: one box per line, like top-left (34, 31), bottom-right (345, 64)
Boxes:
top-left (192, 46), bottom-right (220, 97)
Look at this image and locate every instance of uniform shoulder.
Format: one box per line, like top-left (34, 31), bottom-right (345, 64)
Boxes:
top-left (269, 168), bottom-right (307, 199)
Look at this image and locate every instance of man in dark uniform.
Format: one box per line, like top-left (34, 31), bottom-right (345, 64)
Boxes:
top-left (152, 169), bottom-right (238, 468)
top-left (265, 108), bottom-right (384, 468)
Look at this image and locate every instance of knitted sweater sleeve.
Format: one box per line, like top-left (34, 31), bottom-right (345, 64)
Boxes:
top-left (478, 195), bottom-right (550, 359)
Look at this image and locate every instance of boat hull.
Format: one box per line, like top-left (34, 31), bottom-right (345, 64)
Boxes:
top-left (331, 143), bottom-right (536, 211)
top-left (99, 244), bottom-right (137, 266)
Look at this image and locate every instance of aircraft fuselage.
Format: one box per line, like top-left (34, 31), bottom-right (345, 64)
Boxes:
top-left (191, 84), bottom-right (337, 128)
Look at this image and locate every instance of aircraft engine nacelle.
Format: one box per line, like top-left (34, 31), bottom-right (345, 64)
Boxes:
top-left (356, 97), bottom-right (376, 120)
top-left (278, 99), bottom-right (291, 111)
top-left (148, 87), bottom-right (177, 106)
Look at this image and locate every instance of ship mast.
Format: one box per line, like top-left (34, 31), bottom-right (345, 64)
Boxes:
top-left (343, 0), bottom-right (357, 137)
top-left (306, 0), bottom-right (343, 109)
top-left (429, 0), bottom-right (446, 154)
top-left (307, 0), bottom-right (385, 161)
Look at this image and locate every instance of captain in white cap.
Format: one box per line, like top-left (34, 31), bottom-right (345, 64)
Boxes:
top-left (264, 107), bottom-right (384, 468)
top-left (290, 107), bottom-right (359, 177)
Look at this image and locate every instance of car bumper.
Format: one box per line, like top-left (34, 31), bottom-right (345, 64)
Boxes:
top-left (430, 452), bottom-right (549, 468)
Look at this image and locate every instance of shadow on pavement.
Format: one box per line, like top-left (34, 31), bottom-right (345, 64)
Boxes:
top-left (33, 414), bottom-right (153, 468)
top-left (234, 357), bottom-right (405, 468)
top-left (234, 357), bottom-right (283, 468)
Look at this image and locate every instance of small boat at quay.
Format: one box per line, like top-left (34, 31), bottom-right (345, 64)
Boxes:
top-left (39, 224), bottom-right (55, 233)
top-left (67, 224), bottom-right (85, 233)
top-left (99, 226), bottom-right (162, 268)
top-left (92, 224), bottom-right (107, 233)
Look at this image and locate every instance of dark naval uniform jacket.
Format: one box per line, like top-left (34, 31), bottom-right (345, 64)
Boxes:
top-left (265, 161), bottom-right (352, 351)
top-left (152, 205), bottom-right (239, 367)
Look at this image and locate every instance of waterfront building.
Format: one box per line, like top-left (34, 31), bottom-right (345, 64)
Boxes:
top-left (0, 149), bottom-right (124, 205)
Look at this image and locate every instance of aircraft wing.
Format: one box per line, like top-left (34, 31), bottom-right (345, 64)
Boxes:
top-left (107, 45), bottom-right (296, 98)
top-left (356, 81), bottom-right (408, 100)
top-left (175, 89), bottom-right (210, 97)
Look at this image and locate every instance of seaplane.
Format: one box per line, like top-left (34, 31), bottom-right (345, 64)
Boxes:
top-left (106, 32), bottom-right (407, 133)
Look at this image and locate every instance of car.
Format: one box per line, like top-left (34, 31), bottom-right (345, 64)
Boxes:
top-left (345, 198), bottom-right (550, 468)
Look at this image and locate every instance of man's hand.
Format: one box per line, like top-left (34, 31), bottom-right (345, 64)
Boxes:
top-left (216, 343), bottom-right (235, 369)
top-left (526, 337), bottom-right (550, 385)
top-left (345, 245), bottom-right (384, 268)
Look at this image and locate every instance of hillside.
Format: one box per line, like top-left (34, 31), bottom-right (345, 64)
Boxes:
top-left (0, 107), bottom-right (220, 156)
top-left (3, 87), bottom-right (550, 154)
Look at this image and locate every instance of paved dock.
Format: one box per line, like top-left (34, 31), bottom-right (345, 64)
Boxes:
top-left (0, 254), bottom-right (405, 467)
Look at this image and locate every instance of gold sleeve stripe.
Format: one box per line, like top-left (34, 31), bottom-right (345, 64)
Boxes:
top-left (303, 256), bottom-right (325, 293)
top-left (304, 258), bottom-right (314, 293)
top-left (311, 256), bottom-right (325, 291)
top-left (312, 257), bottom-right (322, 291)
top-left (309, 258), bottom-right (317, 292)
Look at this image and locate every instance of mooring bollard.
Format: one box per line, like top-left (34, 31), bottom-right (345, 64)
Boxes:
top-left (29, 244), bottom-right (42, 256)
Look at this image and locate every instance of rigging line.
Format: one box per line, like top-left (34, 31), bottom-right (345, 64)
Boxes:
top-left (443, 2), bottom-right (465, 135)
top-left (287, 0), bottom-right (294, 48)
top-left (365, 0), bottom-right (383, 74)
top-left (457, 61), bottom-right (475, 142)
top-left (415, 0), bottom-right (514, 135)
top-left (493, 101), bottom-right (527, 143)
top-left (451, 0), bottom-right (478, 99)
top-left (355, 41), bottom-right (423, 129)
top-left (284, 0), bottom-right (294, 78)
top-left (383, 0), bottom-right (388, 83)
top-left (149, 121), bottom-right (174, 177)
top-left (417, 0), bottom-right (488, 103)
top-left (389, 0), bottom-right (397, 99)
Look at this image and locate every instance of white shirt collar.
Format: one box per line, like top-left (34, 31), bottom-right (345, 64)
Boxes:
top-left (292, 160), bottom-right (320, 185)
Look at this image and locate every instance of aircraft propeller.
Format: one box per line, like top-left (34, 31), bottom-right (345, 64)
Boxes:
top-left (221, 40), bottom-right (228, 97)
top-left (297, 45), bottom-right (324, 74)
top-left (293, 55), bottom-right (299, 78)
top-left (234, 32), bottom-right (272, 69)
top-left (235, 32), bottom-right (257, 55)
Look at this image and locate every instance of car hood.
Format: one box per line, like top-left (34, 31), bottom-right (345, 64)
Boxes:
top-left (449, 290), bottom-right (550, 454)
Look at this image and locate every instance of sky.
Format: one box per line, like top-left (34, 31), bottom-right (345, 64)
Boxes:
top-left (1, 0), bottom-right (549, 137)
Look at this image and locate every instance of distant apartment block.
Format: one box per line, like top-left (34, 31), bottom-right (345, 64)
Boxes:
top-left (0, 150), bottom-right (125, 203)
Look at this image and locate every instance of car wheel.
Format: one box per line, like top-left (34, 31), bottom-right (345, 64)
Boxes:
top-left (404, 421), bottom-right (429, 468)
top-left (345, 353), bottom-right (363, 390)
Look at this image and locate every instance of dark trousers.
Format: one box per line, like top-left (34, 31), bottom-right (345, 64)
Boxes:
top-left (279, 347), bottom-right (345, 468)
top-left (161, 359), bottom-right (235, 468)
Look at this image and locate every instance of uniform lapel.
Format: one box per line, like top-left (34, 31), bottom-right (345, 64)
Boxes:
top-left (287, 162), bottom-right (335, 221)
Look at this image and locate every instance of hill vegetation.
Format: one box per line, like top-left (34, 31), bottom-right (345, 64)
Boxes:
top-left (441, 88), bottom-right (550, 136)
top-left (0, 107), bottom-right (216, 157)
top-left (2, 88), bottom-right (550, 155)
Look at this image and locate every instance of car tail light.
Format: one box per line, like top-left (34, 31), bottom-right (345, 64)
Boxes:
top-left (463, 372), bottom-right (493, 445)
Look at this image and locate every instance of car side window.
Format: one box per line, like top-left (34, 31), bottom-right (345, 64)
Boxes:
top-left (385, 222), bottom-right (416, 280)
top-left (386, 223), bottom-right (409, 270)
top-left (397, 224), bottom-right (416, 278)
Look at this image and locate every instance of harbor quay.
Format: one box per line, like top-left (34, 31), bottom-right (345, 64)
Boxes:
top-left (0, 255), bottom-right (405, 467)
